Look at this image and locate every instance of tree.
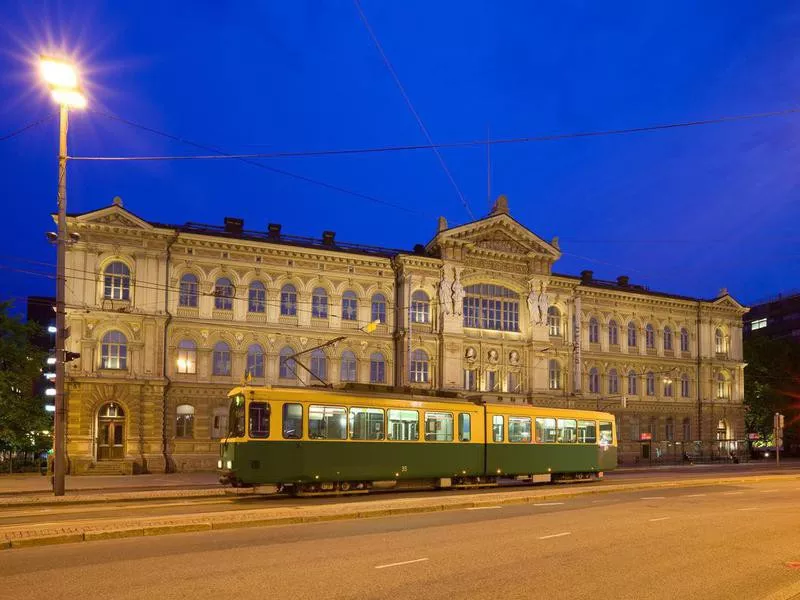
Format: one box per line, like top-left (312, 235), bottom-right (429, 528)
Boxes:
top-left (744, 336), bottom-right (800, 451)
top-left (0, 302), bottom-right (50, 469)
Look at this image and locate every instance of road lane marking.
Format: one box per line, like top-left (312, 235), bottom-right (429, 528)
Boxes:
top-left (466, 506), bottom-right (502, 510)
top-left (759, 490), bottom-right (777, 493)
top-left (641, 496), bottom-right (666, 500)
top-left (737, 507), bottom-right (760, 511)
top-left (722, 491), bottom-right (744, 495)
top-left (538, 532), bottom-right (571, 540)
top-left (375, 558), bottom-right (429, 569)
top-left (685, 494), bottom-right (706, 497)
top-left (649, 517), bottom-right (670, 522)
top-left (534, 502), bottom-right (565, 506)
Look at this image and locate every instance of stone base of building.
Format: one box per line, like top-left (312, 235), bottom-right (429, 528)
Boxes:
top-left (168, 452), bottom-right (220, 473)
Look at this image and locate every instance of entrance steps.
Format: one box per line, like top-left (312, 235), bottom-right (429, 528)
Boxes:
top-left (85, 461), bottom-right (128, 475)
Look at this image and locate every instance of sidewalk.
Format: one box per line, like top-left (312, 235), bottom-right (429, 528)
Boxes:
top-left (0, 472), bottom-right (220, 496)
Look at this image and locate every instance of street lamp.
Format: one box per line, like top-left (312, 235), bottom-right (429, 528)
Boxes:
top-left (40, 55), bottom-right (86, 497)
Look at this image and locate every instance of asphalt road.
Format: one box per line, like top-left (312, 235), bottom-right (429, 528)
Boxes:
top-left (2, 477), bottom-right (799, 600)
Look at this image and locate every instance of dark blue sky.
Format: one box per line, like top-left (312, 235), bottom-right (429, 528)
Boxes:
top-left (1, 1), bottom-right (798, 311)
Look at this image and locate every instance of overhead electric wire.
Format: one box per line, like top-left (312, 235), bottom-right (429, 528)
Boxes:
top-left (353, 0), bottom-right (474, 220)
top-left (0, 113), bottom-right (56, 142)
top-left (88, 110), bottom-right (426, 217)
top-left (68, 107), bottom-right (800, 162)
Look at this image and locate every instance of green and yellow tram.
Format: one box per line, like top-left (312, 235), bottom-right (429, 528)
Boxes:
top-left (218, 385), bottom-right (617, 494)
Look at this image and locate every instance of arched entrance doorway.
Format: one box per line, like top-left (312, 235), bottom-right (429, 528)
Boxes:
top-left (716, 418), bottom-right (733, 455)
top-left (96, 403), bottom-right (125, 460)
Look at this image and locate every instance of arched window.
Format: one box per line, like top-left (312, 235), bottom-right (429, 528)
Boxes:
top-left (628, 370), bottom-right (638, 395)
top-left (342, 291), bottom-right (358, 321)
top-left (717, 372), bottom-right (730, 399)
top-left (247, 344), bottom-right (264, 378)
top-left (410, 349), bottom-right (429, 383)
top-left (340, 350), bottom-right (356, 382)
top-left (462, 284), bottom-right (520, 331)
top-left (411, 291), bottom-right (430, 324)
top-left (279, 346), bottom-right (296, 379)
top-left (715, 329), bottom-right (726, 354)
top-left (548, 359), bottom-right (561, 390)
top-left (609, 320), bottom-right (618, 346)
top-left (176, 404), bottom-right (194, 438)
top-left (663, 326), bottom-right (673, 351)
top-left (681, 374), bottom-right (690, 398)
top-left (645, 324), bottom-right (655, 349)
top-left (280, 284), bottom-right (297, 316)
top-left (371, 293), bottom-right (386, 324)
top-left (179, 274), bottom-right (198, 307)
top-left (214, 278), bottom-right (234, 310)
top-left (370, 352), bottom-right (386, 383)
top-left (680, 328), bottom-right (690, 352)
top-left (248, 281), bottom-right (266, 313)
top-left (310, 349), bottom-right (327, 382)
top-left (589, 318), bottom-right (599, 344)
top-left (646, 371), bottom-right (655, 396)
top-left (547, 307), bottom-right (561, 337)
top-left (682, 417), bottom-right (691, 441)
top-left (312, 287), bottom-right (328, 319)
top-left (627, 322), bottom-right (637, 347)
top-left (104, 261), bottom-right (130, 300)
top-left (608, 369), bottom-right (619, 394)
top-left (588, 367), bottom-right (600, 393)
top-left (212, 341), bottom-right (231, 376)
top-left (176, 339), bottom-right (197, 374)
top-left (101, 331), bottom-right (127, 369)
top-left (664, 377), bottom-right (674, 397)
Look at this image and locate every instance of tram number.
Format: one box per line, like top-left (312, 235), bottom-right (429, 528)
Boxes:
top-left (400, 465), bottom-right (408, 473)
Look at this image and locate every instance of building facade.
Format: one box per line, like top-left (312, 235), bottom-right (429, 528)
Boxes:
top-left (61, 196), bottom-right (748, 474)
top-left (743, 291), bottom-right (800, 342)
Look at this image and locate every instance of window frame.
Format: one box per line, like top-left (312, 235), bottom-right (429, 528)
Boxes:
top-left (101, 330), bottom-right (128, 370)
top-left (349, 407), bottom-right (385, 441)
top-left (282, 403), bottom-right (303, 439)
top-left (311, 287), bottom-right (329, 319)
top-left (387, 409), bottom-right (419, 441)
top-left (176, 339), bottom-right (197, 374)
top-left (280, 284), bottom-right (298, 317)
top-left (212, 341), bottom-right (232, 376)
top-left (103, 261), bottom-right (131, 301)
top-left (248, 281), bottom-right (266, 313)
top-left (178, 273), bottom-right (198, 307)
top-left (508, 416), bottom-right (532, 443)
top-left (214, 277), bottom-right (235, 311)
top-left (424, 411), bottom-right (454, 442)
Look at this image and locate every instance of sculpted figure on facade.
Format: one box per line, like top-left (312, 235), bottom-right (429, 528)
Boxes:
top-left (527, 280), bottom-right (538, 325)
top-left (451, 268), bottom-right (464, 316)
top-left (438, 266), bottom-right (453, 316)
top-left (537, 283), bottom-right (549, 325)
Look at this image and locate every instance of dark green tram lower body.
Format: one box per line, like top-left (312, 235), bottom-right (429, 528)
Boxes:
top-left (220, 441), bottom-right (617, 487)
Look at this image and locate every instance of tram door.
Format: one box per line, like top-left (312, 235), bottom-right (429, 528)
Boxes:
top-left (96, 403), bottom-right (125, 460)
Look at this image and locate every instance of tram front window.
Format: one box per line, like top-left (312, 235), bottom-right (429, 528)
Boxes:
top-left (249, 402), bottom-right (270, 438)
top-left (228, 395), bottom-right (245, 438)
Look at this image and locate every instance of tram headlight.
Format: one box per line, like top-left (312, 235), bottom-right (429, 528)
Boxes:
top-left (217, 460), bottom-right (223, 469)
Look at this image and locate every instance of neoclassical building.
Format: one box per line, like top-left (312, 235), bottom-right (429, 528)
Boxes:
top-left (60, 195), bottom-right (747, 473)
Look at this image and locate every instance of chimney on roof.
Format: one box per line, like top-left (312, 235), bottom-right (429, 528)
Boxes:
top-left (224, 217), bottom-right (243, 234)
top-left (617, 275), bottom-right (630, 287)
top-left (580, 270), bottom-right (593, 284)
top-left (267, 223), bottom-right (281, 240)
top-left (322, 231), bottom-right (336, 246)
top-left (489, 194), bottom-right (509, 216)
top-left (413, 244), bottom-right (426, 256)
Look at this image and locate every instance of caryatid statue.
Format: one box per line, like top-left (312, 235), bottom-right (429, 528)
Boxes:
top-left (451, 268), bottom-right (465, 316)
top-left (438, 266), bottom-right (453, 316)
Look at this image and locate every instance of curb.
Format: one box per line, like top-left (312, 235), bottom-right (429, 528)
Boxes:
top-left (3, 473), bottom-right (799, 550)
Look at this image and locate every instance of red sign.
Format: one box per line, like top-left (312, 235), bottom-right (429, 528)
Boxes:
top-left (640, 433), bottom-right (653, 441)
top-left (748, 433), bottom-right (760, 440)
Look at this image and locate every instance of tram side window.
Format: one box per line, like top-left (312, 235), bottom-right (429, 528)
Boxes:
top-left (249, 402), bottom-right (270, 438)
top-left (557, 419), bottom-right (577, 443)
top-left (350, 407), bottom-right (385, 440)
top-left (308, 405), bottom-right (347, 440)
top-left (458, 413), bottom-right (471, 442)
top-left (509, 416), bottom-right (532, 443)
top-left (577, 420), bottom-right (597, 444)
top-left (536, 417), bottom-right (557, 443)
top-left (492, 415), bottom-right (504, 442)
top-left (282, 403), bottom-right (303, 439)
top-left (425, 412), bottom-right (454, 442)
top-left (388, 409), bottom-right (419, 441)
top-left (229, 395), bottom-right (245, 438)
top-left (599, 421), bottom-right (614, 445)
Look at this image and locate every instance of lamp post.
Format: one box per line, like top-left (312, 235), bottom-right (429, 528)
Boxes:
top-left (40, 56), bottom-right (86, 496)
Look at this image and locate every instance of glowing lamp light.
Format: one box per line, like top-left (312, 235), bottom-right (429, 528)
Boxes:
top-left (45, 388), bottom-right (56, 396)
top-left (176, 359), bottom-right (187, 370)
top-left (48, 325), bottom-right (57, 334)
top-left (45, 405), bottom-right (56, 412)
top-left (51, 88), bottom-right (87, 109)
top-left (40, 57), bottom-right (78, 88)
top-left (47, 357), bottom-right (56, 365)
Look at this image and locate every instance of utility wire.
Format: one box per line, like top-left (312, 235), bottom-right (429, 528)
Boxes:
top-left (0, 114), bottom-right (56, 142)
top-left (69, 107), bottom-right (800, 162)
top-left (353, 0), bottom-right (474, 220)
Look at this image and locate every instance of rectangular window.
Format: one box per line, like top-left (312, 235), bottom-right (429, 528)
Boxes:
top-left (535, 417), bottom-right (557, 443)
top-left (308, 405), bottom-right (347, 440)
top-left (507, 372), bottom-right (520, 393)
top-left (463, 297), bottom-right (480, 328)
top-left (577, 420), bottom-right (597, 444)
top-left (282, 403), bottom-right (303, 439)
top-left (424, 412), bottom-right (454, 442)
top-left (751, 318), bottom-right (767, 331)
top-left (665, 420), bottom-right (675, 441)
top-left (458, 413), bottom-right (471, 442)
top-left (599, 421), bottom-right (614, 445)
top-left (249, 402), bottom-right (270, 438)
top-left (387, 409), bottom-right (419, 441)
top-left (492, 415), bottom-right (504, 442)
top-left (557, 418), bottom-right (577, 443)
top-left (484, 370), bottom-right (497, 392)
top-left (349, 407), bottom-right (385, 440)
top-left (508, 416), bottom-right (532, 443)
top-left (464, 369), bottom-right (476, 391)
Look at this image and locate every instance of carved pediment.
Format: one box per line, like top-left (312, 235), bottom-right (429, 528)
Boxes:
top-left (71, 205), bottom-right (154, 230)
top-left (474, 234), bottom-right (532, 255)
top-left (712, 294), bottom-right (747, 312)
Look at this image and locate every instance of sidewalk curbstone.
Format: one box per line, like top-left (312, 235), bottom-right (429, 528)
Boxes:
top-left (84, 528), bottom-right (145, 541)
top-left (11, 533), bottom-right (84, 548)
top-left (142, 523), bottom-right (212, 536)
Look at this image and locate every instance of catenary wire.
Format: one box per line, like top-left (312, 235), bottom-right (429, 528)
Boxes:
top-left (0, 114), bottom-right (56, 143)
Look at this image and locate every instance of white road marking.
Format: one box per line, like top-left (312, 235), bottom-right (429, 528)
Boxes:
top-left (538, 532), bottom-right (572, 540)
top-left (590, 500), bottom-right (603, 504)
top-left (722, 491), bottom-right (744, 495)
top-left (759, 490), bottom-right (777, 493)
top-left (375, 558), bottom-right (429, 570)
top-left (466, 506), bottom-right (502, 510)
top-left (641, 496), bottom-right (666, 500)
top-left (534, 502), bottom-right (565, 506)
top-left (737, 507), bottom-right (760, 511)
top-left (649, 517), bottom-right (670, 522)
top-left (686, 494), bottom-right (706, 497)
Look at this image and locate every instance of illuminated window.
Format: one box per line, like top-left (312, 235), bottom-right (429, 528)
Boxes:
top-left (101, 331), bottom-right (127, 369)
top-left (750, 318), bottom-right (767, 331)
top-left (176, 339), bottom-right (196, 374)
top-left (104, 261), bottom-right (130, 300)
top-left (247, 344), bottom-right (264, 378)
top-left (462, 284), bottom-right (520, 332)
top-left (578, 420), bottom-right (597, 444)
top-left (212, 342), bottom-right (231, 376)
top-left (282, 403), bottom-right (302, 439)
top-left (411, 291), bottom-right (430, 324)
top-left (557, 419), bottom-right (577, 443)
top-left (214, 278), bottom-right (234, 310)
top-left (549, 360), bottom-right (562, 390)
top-left (458, 413), bottom-right (471, 441)
top-left (179, 274), bottom-right (198, 307)
top-left (371, 293), bottom-right (386, 323)
top-left (248, 281), bottom-right (266, 313)
top-left (410, 349), bottom-right (429, 383)
top-left (664, 378), bottom-right (673, 397)
top-left (535, 417), bottom-right (556, 443)
top-left (312, 287), bottom-right (328, 318)
top-left (589, 318), bottom-right (599, 343)
top-left (715, 329), bottom-right (726, 353)
top-left (349, 407), bottom-right (384, 440)
top-left (308, 405), bottom-right (347, 440)
top-left (342, 290), bottom-right (358, 321)
top-left (425, 412), bottom-right (454, 441)
top-left (492, 415), bottom-right (504, 442)
top-left (547, 306), bottom-right (561, 336)
top-left (176, 404), bottom-right (194, 438)
top-left (717, 372), bottom-right (730, 399)
top-left (609, 320), bottom-right (618, 346)
top-left (508, 417), bottom-right (532, 443)
top-left (280, 284), bottom-right (297, 316)
top-left (370, 352), bottom-right (385, 383)
top-left (388, 409), bottom-right (419, 440)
